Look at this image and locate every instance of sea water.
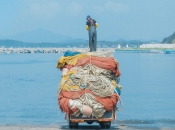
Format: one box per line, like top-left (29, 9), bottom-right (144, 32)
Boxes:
top-left (0, 53), bottom-right (175, 128)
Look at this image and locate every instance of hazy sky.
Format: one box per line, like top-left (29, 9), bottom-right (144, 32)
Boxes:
top-left (0, 0), bottom-right (175, 41)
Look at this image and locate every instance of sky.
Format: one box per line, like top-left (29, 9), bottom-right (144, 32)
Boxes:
top-left (0, 0), bottom-right (175, 41)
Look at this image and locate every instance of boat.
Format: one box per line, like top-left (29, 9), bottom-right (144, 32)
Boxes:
top-left (165, 50), bottom-right (175, 54)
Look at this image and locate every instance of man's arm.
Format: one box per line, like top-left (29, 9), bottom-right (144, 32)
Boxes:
top-left (94, 20), bottom-right (98, 28)
top-left (86, 25), bottom-right (89, 30)
top-left (86, 21), bottom-right (89, 30)
top-left (95, 23), bottom-right (98, 28)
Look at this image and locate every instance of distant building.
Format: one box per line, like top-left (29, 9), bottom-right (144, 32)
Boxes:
top-left (117, 44), bottom-right (121, 48)
top-left (140, 43), bottom-right (175, 48)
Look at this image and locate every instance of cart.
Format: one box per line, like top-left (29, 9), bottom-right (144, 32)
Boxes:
top-left (67, 110), bottom-right (115, 129)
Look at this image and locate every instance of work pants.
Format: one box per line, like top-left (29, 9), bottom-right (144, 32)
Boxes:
top-left (88, 26), bottom-right (97, 52)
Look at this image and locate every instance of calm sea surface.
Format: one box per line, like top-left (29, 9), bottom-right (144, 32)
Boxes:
top-left (0, 53), bottom-right (175, 128)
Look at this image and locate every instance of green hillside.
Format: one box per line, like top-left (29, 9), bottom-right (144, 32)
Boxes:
top-left (162, 32), bottom-right (175, 44)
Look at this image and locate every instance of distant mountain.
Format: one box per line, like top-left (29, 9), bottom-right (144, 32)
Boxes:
top-left (2, 28), bottom-right (73, 43)
top-left (0, 39), bottom-right (161, 48)
top-left (0, 39), bottom-right (79, 48)
top-left (63, 38), bottom-right (87, 43)
top-left (162, 32), bottom-right (175, 44)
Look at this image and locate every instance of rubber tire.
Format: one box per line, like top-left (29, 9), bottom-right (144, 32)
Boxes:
top-left (69, 121), bottom-right (78, 129)
top-left (99, 122), bottom-right (111, 129)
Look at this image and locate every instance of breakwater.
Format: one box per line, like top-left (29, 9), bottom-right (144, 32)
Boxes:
top-left (0, 47), bottom-right (115, 54)
top-left (116, 50), bottom-right (151, 53)
top-left (115, 49), bottom-right (175, 54)
top-left (1, 47), bottom-right (175, 54)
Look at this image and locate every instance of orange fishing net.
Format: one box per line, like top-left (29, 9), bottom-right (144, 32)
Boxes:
top-left (59, 95), bottom-right (78, 114)
top-left (76, 56), bottom-right (121, 77)
top-left (58, 89), bottom-right (119, 113)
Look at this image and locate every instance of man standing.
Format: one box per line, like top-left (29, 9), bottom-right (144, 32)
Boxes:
top-left (86, 15), bottom-right (98, 52)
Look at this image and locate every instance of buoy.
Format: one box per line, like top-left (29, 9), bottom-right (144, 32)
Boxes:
top-left (82, 105), bottom-right (92, 117)
top-left (62, 68), bottom-right (69, 76)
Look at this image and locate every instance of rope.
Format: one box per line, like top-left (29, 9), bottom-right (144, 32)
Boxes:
top-left (68, 93), bottom-right (106, 118)
top-left (113, 89), bottom-right (124, 112)
top-left (85, 51), bottom-right (113, 58)
top-left (64, 64), bottom-right (115, 97)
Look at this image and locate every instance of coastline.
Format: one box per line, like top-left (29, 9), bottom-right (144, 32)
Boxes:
top-left (0, 125), bottom-right (174, 130)
top-left (0, 47), bottom-right (175, 54)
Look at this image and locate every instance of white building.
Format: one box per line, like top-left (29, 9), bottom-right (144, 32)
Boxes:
top-left (140, 43), bottom-right (175, 49)
top-left (117, 44), bottom-right (121, 48)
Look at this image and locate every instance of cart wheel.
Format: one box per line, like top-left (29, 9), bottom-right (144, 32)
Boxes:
top-left (99, 122), bottom-right (111, 129)
top-left (69, 120), bottom-right (78, 129)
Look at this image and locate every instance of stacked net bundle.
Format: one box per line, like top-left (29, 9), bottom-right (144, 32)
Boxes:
top-left (56, 51), bottom-right (122, 118)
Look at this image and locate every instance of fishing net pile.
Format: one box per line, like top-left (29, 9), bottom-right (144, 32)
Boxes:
top-left (56, 51), bottom-right (122, 118)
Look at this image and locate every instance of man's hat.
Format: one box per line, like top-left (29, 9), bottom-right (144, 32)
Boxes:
top-left (86, 15), bottom-right (90, 20)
